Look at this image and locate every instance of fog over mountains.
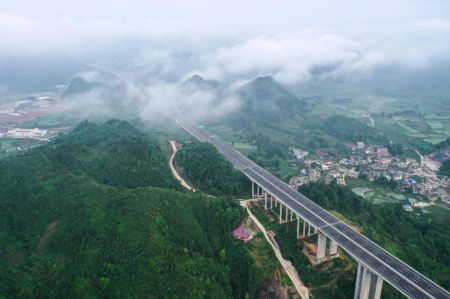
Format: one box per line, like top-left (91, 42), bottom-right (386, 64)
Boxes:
top-left (1, 0), bottom-right (449, 121)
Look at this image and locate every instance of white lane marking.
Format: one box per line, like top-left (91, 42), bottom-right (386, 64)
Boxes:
top-left (181, 123), bottom-right (447, 298)
top-left (243, 167), bottom-right (435, 299)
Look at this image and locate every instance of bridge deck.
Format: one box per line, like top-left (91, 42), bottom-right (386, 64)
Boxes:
top-left (176, 118), bottom-right (450, 299)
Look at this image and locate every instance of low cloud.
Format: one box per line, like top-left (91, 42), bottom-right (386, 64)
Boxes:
top-left (2, 4), bottom-right (450, 121)
top-left (1, 10), bottom-right (450, 85)
top-left (0, 13), bottom-right (222, 56)
top-left (60, 70), bottom-right (241, 122)
top-left (193, 27), bottom-right (450, 84)
top-left (138, 82), bottom-right (240, 121)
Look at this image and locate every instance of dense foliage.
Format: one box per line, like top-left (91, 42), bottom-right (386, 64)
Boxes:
top-left (439, 159), bottom-right (450, 177)
top-left (239, 132), bottom-right (291, 172)
top-left (245, 133), bottom-right (288, 160)
top-left (324, 115), bottom-right (387, 144)
top-left (0, 120), bottom-right (261, 298)
top-left (299, 182), bottom-right (450, 292)
top-left (434, 137), bottom-right (450, 150)
top-left (0, 119), bottom-right (180, 194)
top-left (175, 141), bottom-right (250, 196)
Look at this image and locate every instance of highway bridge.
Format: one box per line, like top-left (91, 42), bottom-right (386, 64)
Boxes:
top-left (175, 117), bottom-right (450, 299)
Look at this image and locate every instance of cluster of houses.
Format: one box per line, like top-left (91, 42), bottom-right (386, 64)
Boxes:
top-left (342, 142), bottom-right (420, 183)
top-left (289, 142), bottom-right (450, 206)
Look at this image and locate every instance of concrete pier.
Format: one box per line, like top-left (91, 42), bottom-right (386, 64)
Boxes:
top-left (329, 239), bottom-right (338, 256)
top-left (279, 203), bottom-right (283, 224)
top-left (285, 206), bottom-right (288, 222)
top-left (302, 221), bottom-right (306, 237)
top-left (250, 185), bottom-right (379, 297)
top-left (354, 264), bottom-right (383, 299)
top-left (316, 232), bottom-right (327, 262)
top-left (264, 192), bottom-right (268, 210)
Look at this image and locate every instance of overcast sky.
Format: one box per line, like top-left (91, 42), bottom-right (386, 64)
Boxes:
top-left (2, 0), bottom-right (450, 83)
top-left (2, 0), bottom-right (450, 29)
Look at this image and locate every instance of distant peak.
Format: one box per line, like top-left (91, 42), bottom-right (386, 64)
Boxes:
top-left (187, 74), bottom-right (205, 81)
top-left (182, 74), bottom-right (221, 90)
top-left (252, 76), bottom-right (275, 83)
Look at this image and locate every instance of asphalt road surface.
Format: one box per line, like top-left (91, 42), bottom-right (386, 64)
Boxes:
top-left (175, 117), bottom-right (450, 299)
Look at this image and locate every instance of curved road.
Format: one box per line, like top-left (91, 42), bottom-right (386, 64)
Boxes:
top-left (168, 140), bottom-right (195, 191)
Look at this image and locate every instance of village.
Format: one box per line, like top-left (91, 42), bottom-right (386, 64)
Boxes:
top-left (289, 142), bottom-right (450, 207)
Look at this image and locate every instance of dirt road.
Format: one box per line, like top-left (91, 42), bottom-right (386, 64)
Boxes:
top-left (240, 200), bottom-right (309, 299)
top-left (169, 140), bottom-right (195, 191)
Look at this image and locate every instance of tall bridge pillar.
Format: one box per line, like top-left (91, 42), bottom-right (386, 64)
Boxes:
top-left (264, 191), bottom-right (268, 210)
top-left (302, 221), bottom-right (307, 237)
top-left (316, 231), bottom-right (327, 262)
top-left (329, 239), bottom-right (338, 256)
top-left (285, 206), bottom-right (289, 222)
top-left (279, 203), bottom-right (283, 224)
top-left (354, 263), bottom-right (383, 299)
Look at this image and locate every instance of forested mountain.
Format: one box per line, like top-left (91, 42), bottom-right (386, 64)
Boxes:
top-left (180, 74), bottom-right (222, 92)
top-left (175, 141), bottom-right (249, 196)
top-left (228, 76), bottom-right (305, 127)
top-left (0, 119), bottom-right (180, 191)
top-left (62, 75), bottom-right (104, 97)
top-left (0, 120), bottom-right (261, 298)
top-left (62, 73), bottom-right (140, 120)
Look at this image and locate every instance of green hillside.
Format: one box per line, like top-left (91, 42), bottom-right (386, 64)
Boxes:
top-left (228, 76), bottom-right (305, 127)
top-left (175, 141), bottom-right (249, 196)
top-left (62, 75), bottom-right (104, 97)
top-left (323, 115), bottom-right (387, 144)
top-left (0, 120), bottom-right (261, 298)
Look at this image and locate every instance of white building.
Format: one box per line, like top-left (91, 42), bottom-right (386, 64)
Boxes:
top-left (6, 128), bottom-right (47, 139)
top-left (402, 204), bottom-right (413, 212)
top-left (292, 148), bottom-right (308, 160)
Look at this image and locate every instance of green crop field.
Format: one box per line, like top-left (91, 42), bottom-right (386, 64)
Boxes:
top-left (424, 137), bottom-right (448, 144)
top-left (397, 121), bottom-right (420, 134)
